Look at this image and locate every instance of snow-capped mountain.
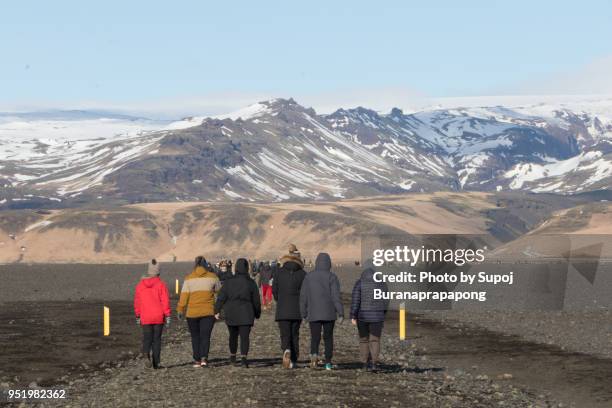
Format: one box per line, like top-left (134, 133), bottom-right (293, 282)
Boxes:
top-left (1, 98), bottom-right (611, 207)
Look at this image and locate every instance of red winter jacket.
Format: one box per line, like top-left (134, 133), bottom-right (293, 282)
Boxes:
top-left (134, 276), bottom-right (171, 325)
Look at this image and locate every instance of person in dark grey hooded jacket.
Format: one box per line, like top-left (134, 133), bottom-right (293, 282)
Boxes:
top-left (300, 252), bottom-right (344, 369)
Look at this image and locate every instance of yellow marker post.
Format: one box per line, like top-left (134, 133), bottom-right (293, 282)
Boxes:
top-left (175, 279), bottom-right (179, 295)
top-left (399, 302), bottom-right (406, 340)
top-left (103, 306), bottom-right (110, 336)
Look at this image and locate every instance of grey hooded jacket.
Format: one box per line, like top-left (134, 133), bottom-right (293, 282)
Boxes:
top-left (300, 253), bottom-right (344, 322)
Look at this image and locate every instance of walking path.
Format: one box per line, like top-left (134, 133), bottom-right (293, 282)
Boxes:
top-left (53, 308), bottom-right (550, 408)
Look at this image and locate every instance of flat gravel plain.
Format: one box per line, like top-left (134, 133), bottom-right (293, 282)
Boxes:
top-left (2, 263), bottom-right (612, 406)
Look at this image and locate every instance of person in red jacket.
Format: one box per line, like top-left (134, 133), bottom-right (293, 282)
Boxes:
top-left (134, 259), bottom-right (171, 369)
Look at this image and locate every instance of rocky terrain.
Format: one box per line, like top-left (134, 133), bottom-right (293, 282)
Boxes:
top-left (53, 312), bottom-right (559, 408)
top-left (0, 304), bottom-right (559, 408)
top-left (3, 264), bottom-right (612, 407)
top-left (1, 97), bottom-right (611, 208)
top-left (426, 308), bottom-right (612, 360)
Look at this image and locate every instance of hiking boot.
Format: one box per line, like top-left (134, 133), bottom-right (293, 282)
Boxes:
top-left (309, 355), bottom-right (318, 369)
top-left (144, 354), bottom-right (152, 369)
top-left (282, 350), bottom-right (291, 369)
top-left (229, 355), bottom-right (237, 365)
top-left (201, 359), bottom-right (209, 368)
top-left (241, 357), bottom-right (249, 368)
top-left (324, 363), bottom-right (333, 371)
top-left (371, 363), bottom-right (379, 373)
top-left (192, 360), bottom-right (202, 368)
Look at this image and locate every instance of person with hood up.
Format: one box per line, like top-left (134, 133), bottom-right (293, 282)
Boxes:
top-left (350, 260), bottom-right (390, 372)
top-left (214, 258), bottom-right (261, 368)
top-left (273, 244), bottom-right (306, 369)
top-left (134, 259), bottom-right (171, 369)
top-left (300, 253), bottom-right (344, 370)
top-left (177, 256), bottom-right (221, 368)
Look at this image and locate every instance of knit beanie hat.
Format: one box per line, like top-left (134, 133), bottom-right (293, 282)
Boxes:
top-left (145, 259), bottom-right (160, 277)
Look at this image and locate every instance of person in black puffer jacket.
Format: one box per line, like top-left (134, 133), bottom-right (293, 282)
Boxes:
top-left (214, 258), bottom-right (261, 368)
top-left (350, 260), bottom-right (389, 372)
top-left (273, 244), bottom-right (306, 369)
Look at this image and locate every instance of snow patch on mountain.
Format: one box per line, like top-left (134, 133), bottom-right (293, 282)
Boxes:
top-left (24, 220), bottom-right (52, 232)
top-left (215, 102), bottom-right (273, 121)
top-left (505, 151), bottom-right (611, 192)
top-left (0, 113), bottom-right (167, 196)
top-left (2, 97), bottom-right (612, 204)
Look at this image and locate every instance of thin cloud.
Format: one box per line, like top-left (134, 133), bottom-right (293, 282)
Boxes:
top-left (0, 88), bottom-right (428, 119)
top-left (510, 55), bottom-right (612, 95)
top-left (0, 92), bottom-right (273, 120)
top-left (4, 64), bottom-right (612, 120)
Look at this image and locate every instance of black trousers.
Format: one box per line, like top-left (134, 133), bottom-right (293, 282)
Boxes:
top-left (228, 325), bottom-right (252, 357)
top-left (309, 320), bottom-right (335, 363)
top-left (187, 316), bottom-right (215, 361)
top-left (142, 324), bottom-right (164, 368)
top-left (278, 319), bottom-right (301, 363)
top-left (357, 321), bottom-right (383, 338)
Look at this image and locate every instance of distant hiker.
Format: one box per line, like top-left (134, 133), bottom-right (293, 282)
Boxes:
top-left (273, 244), bottom-right (306, 368)
top-left (270, 260), bottom-right (280, 289)
top-left (300, 253), bottom-right (344, 370)
top-left (253, 261), bottom-right (264, 286)
top-left (259, 261), bottom-right (274, 310)
top-left (270, 259), bottom-right (280, 276)
top-left (134, 259), bottom-right (171, 369)
top-left (214, 258), bottom-right (261, 368)
top-left (177, 256), bottom-right (221, 368)
top-left (249, 259), bottom-right (259, 278)
top-left (227, 259), bottom-right (233, 274)
top-left (350, 261), bottom-right (390, 372)
top-left (218, 260), bottom-right (233, 282)
top-left (250, 260), bottom-right (259, 277)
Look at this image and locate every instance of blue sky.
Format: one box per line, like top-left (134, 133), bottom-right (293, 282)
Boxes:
top-left (2, 0), bottom-right (612, 116)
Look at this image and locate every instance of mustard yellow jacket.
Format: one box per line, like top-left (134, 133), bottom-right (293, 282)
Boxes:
top-left (177, 266), bottom-right (221, 318)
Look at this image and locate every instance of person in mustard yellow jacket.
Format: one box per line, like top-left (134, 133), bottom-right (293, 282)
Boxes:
top-left (177, 256), bottom-right (221, 367)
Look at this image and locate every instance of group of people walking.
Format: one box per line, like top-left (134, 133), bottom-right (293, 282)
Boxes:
top-left (133, 244), bottom-right (389, 372)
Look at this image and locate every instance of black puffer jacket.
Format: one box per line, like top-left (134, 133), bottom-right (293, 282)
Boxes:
top-left (273, 261), bottom-right (306, 321)
top-left (215, 259), bottom-right (261, 326)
